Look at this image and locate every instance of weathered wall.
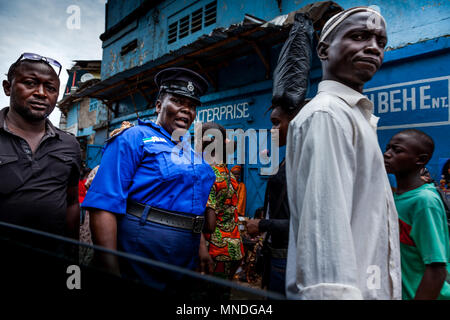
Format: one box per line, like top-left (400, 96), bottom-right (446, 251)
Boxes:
top-left (79, 98), bottom-right (97, 129)
top-left (101, 0), bottom-right (450, 79)
top-left (97, 0), bottom-right (450, 215)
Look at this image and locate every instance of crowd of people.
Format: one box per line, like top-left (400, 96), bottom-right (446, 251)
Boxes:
top-left (0, 5), bottom-right (449, 300)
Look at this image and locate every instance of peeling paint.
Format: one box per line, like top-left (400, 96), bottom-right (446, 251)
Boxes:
top-left (386, 34), bottom-right (449, 51)
top-left (109, 49), bottom-right (117, 73)
top-left (100, 0), bottom-right (450, 81)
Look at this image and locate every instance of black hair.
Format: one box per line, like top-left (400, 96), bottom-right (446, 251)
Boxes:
top-left (7, 59), bottom-right (55, 82)
top-left (270, 98), bottom-right (311, 119)
top-left (442, 159), bottom-right (450, 182)
top-left (254, 207), bottom-right (265, 219)
top-left (396, 129), bottom-right (435, 159)
top-left (156, 91), bottom-right (168, 102)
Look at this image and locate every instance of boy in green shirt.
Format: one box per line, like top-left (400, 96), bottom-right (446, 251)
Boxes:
top-left (384, 129), bottom-right (450, 300)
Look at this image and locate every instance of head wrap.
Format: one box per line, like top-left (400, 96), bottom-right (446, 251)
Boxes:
top-left (319, 6), bottom-right (386, 43)
top-left (109, 121), bottom-right (134, 138)
top-left (231, 165), bottom-right (242, 174)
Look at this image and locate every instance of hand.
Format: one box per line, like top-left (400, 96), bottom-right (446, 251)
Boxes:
top-left (245, 219), bottom-right (261, 237)
top-left (93, 252), bottom-right (121, 277)
top-left (198, 233), bottom-right (214, 275)
top-left (198, 243), bottom-right (214, 275)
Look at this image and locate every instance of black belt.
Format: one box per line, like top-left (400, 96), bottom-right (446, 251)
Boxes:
top-left (126, 201), bottom-right (204, 234)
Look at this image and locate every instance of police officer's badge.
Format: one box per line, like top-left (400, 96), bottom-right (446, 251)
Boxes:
top-left (187, 81), bottom-right (195, 92)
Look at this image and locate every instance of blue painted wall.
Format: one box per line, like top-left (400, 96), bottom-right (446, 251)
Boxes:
top-left (66, 103), bottom-right (79, 127)
top-left (98, 0), bottom-right (450, 216)
top-left (366, 38), bottom-right (450, 184)
top-left (65, 98), bottom-right (102, 141)
top-left (105, 0), bottom-right (143, 30)
top-left (198, 36), bottom-right (450, 216)
top-left (101, 0), bottom-right (450, 79)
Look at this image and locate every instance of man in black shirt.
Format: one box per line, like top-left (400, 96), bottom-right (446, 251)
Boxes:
top-left (245, 104), bottom-right (302, 296)
top-left (0, 53), bottom-right (81, 240)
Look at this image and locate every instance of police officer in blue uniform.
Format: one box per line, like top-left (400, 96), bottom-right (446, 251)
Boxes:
top-left (82, 67), bottom-right (216, 291)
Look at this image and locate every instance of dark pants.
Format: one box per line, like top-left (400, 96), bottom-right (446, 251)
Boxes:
top-left (117, 214), bottom-right (201, 292)
top-left (267, 257), bottom-right (287, 297)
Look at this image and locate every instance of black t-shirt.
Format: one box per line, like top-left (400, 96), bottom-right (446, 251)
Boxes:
top-left (0, 107), bottom-right (81, 236)
top-left (259, 160), bottom-right (290, 249)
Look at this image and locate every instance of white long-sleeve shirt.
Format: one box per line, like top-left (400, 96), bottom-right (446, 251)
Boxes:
top-left (285, 80), bottom-right (401, 300)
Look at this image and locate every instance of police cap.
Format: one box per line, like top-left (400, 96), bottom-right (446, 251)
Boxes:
top-left (155, 67), bottom-right (209, 104)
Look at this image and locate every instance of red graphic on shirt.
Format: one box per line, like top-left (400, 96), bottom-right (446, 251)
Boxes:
top-left (399, 219), bottom-right (416, 247)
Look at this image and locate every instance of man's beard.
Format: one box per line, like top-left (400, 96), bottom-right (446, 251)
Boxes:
top-left (13, 103), bottom-right (51, 122)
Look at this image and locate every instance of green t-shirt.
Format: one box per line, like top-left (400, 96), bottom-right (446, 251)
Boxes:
top-left (394, 183), bottom-right (450, 300)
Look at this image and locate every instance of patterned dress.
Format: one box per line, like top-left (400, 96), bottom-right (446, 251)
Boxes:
top-left (205, 164), bottom-right (244, 275)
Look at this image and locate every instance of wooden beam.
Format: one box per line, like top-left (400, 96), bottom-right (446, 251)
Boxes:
top-left (126, 83), bottom-right (140, 119)
top-left (105, 85), bottom-right (158, 105)
top-left (195, 61), bottom-right (217, 90)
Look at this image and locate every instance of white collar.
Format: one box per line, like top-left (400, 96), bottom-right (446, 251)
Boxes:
top-left (318, 80), bottom-right (375, 119)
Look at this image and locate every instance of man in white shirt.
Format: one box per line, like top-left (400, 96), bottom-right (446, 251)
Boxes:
top-left (285, 7), bottom-right (401, 300)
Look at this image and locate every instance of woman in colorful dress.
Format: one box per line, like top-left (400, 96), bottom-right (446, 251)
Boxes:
top-left (198, 122), bottom-right (244, 286)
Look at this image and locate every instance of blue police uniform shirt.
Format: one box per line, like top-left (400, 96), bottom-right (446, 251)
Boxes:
top-left (82, 119), bottom-right (216, 217)
top-left (83, 120), bottom-right (216, 287)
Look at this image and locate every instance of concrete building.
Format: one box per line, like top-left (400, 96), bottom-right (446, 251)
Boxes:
top-left (77, 0), bottom-right (450, 216)
top-left (57, 60), bottom-right (107, 168)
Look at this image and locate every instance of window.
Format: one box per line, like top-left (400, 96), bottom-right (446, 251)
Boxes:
top-left (168, 22), bottom-right (178, 44)
top-left (191, 8), bottom-right (203, 33)
top-left (89, 99), bottom-right (98, 112)
top-left (179, 15), bottom-right (190, 39)
top-left (167, 1), bottom-right (217, 45)
top-left (120, 39), bottom-right (138, 56)
top-left (204, 1), bottom-right (216, 27)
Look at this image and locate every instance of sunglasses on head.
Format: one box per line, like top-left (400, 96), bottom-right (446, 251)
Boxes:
top-left (15, 52), bottom-right (62, 76)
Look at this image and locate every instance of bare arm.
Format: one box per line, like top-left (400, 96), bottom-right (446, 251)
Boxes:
top-left (414, 263), bottom-right (447, 300)
top-left (90, 209), bottom-right (120, 275)
top-left (246, 218), bottom-right (289, 237)
top-left (245, 219), bottom-right (261, 237)
top-left (66, 185), bottom-right (80, 240)
top-left (90, 209), bottom-right (117, 249)
top-left (203, 207), bottom-right (216, 234)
